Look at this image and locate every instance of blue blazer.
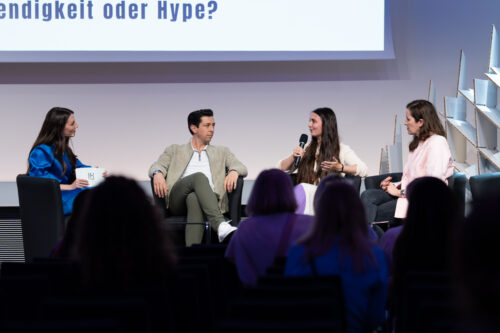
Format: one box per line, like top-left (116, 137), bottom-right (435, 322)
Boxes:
top-left (29, 144), bottom-right (89, 215)
top-left (285, 242), bottom-right (388, 333)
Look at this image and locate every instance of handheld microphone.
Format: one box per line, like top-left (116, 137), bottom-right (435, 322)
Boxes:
top-left (294, 134), bottom-right (308, 168)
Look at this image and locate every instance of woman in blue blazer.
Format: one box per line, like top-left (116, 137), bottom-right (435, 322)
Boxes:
top-left (27, 107), bottom-right (92, 215)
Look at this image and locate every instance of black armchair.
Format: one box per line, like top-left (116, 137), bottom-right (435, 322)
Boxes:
top-left (469, 172), bottom-right (500, 203)
top-left (363, 172), bottom-right (467, 222)
top-left (364, 172), bottom-right (403, 190)
top-left (16, 175), bottom-right (65, 262)
top-left (150, 176), bottom-right (244, 244)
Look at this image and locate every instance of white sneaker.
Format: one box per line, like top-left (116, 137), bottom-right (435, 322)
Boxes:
top-left (218, 221), bottom-right (237, 242)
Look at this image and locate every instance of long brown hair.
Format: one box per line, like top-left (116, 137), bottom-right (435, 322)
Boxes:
top-left (27, 107), bottom-right (77, 178)
top-left (297, 107), bottom-right (340, 184)
top-left (407, 100), bottom-right (445, 152)
top-left (299, 175), bottom-right (375, 272)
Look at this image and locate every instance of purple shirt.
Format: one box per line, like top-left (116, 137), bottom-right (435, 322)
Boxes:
top-left (225, 213), bottom-right (313, 286)
top-left (379, 225), bottom-right (403, 268)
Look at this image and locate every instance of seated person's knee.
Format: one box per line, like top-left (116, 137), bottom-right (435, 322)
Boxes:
top-left (186, 192), bottom-right (199, 205)
top-left (192, 172), bottom-right (209, 184)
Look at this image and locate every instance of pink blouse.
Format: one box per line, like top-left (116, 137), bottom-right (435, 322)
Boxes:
top-left (394, 135), bottom-right (454, 218)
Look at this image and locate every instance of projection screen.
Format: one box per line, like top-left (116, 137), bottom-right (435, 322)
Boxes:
top-left (0, 0), bottom-right (394, 62)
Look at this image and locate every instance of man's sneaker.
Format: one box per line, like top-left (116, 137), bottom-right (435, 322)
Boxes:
top-left (217, 221), bottom-right (237, 242)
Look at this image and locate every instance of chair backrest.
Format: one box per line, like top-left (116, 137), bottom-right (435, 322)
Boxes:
top-left (16, 175), bottom-right (64, 262)
top-left (469, 172), bottom-right (500, 203)
top-left (397, 271), bottom-right (456, 333)
top-left (344, 175), bottom-right (362, 193)
top-left (177, 244), bottom-right (227, 258)
top-left (230, 275), bottom-right (346, 332)
top-left (364, 172), bottom-right (403, 190)
top-left (447, 172), bottom-right (466, 217)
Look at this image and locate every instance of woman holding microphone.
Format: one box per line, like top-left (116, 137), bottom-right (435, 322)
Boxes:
top-left (279, 107), bottom-right (367, 215)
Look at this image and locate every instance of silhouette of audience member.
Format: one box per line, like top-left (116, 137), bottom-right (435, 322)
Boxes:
top-left (380, 176), bottom-right (455, 269)
top-left (225, 169), bottom-right (312, 286)
top-left (71, 176), bottom-right (176, 290)
top-left (454, 198), bottom-right (500, 333)
top-left (51, 189), bottom-right (91, 259)
top-left (285, 175), bottom-right (388, 333)
top-left (389, 176), bottom-right (457, 327)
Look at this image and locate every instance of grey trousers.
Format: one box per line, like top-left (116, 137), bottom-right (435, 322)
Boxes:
top-left (169, 173), bottom-right (225, 246)
top-left (360, 189), bottom-right (397, 224)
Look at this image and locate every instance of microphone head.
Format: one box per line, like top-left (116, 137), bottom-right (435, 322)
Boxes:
top-left (299, 134), bottom-right (308, 144)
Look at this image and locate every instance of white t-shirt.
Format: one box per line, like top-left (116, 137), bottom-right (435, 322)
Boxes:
top-left (181, 146), bottom-right (215, 191)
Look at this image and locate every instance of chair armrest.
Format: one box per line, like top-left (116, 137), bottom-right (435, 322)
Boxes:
top-left (364, 172), bottom-right (403, 190)
top-left (228, 176), bottom-right (244, 225)
top-left (447, 172), bottom-right (466, 217)
top-left (344, 175), bottom-right (361, 193)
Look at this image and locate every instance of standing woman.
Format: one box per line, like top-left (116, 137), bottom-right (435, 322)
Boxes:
top-left (361, 100), bottom-right (454, 223)
top-left (279, 107), bottom-right (368, 214)
top-left (27, 107), bottom-right (93, 215)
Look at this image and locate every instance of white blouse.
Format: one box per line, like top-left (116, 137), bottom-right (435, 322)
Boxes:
top-left (278, 142), bottom-right (368, 177)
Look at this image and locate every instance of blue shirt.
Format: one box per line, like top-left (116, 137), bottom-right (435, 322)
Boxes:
top-left (285, 242), bottom-right (388, 333)
top-left (29, 144), bottom-right (89, 215)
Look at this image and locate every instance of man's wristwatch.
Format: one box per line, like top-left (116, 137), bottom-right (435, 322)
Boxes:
top-left (400, 189), bottom-right (405, 198)
top-left (153, 170), bottom-right (162, 177)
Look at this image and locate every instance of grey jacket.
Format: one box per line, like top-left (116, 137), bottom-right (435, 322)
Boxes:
top-left (149, 141), bottom-right (248, 213)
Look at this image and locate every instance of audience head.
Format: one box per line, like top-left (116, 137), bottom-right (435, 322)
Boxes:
top-left (187, 109), bottom-right (214, 135)
top-left (297, 107), bottom-right (341, 184)
top-left (300, 175), bottom-right (372, 271)
top-left (246, 169), bottom-right (297, 216)
top-left (406, 100), bottom-right (445, 151)
top-left (454, 199), bottom-right (500, 332)
top-left (393, 177), bottom-right (456, 275)
top-left (72, 176), bottom-right (176, 289)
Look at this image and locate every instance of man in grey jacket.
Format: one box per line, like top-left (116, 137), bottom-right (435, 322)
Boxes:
top-left (149, 109), bottom-right (248, 246)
